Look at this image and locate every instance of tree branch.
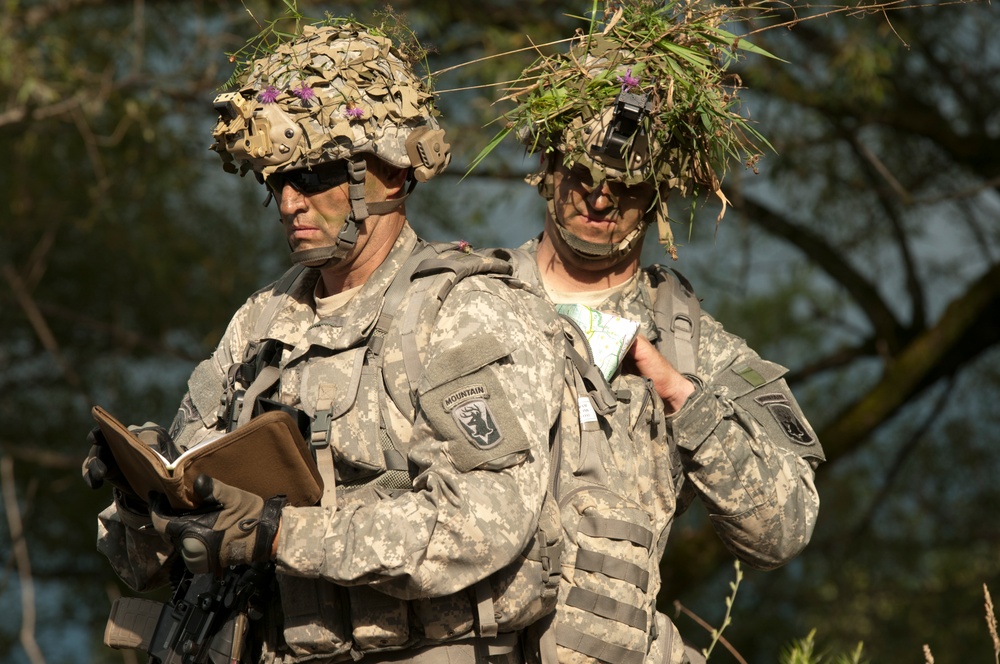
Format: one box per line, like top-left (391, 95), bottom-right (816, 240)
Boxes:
top-left (737, 195), bottom-right (909, 353)
top-left (844, 129), bottom-right (927, 331)
top-left (2, 263), bottom-right (90, 398)
top-left (1, 456), bottom-right (47, 664)
top-left (820, 260), bottom-right (1000, 461)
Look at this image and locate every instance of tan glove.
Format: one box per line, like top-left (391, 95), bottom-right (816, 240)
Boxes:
top-left (151, 474), bottom-right (286, 575)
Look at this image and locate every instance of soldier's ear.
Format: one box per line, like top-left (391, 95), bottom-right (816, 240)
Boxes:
top-left (380, 166), bottom-right (409, 198)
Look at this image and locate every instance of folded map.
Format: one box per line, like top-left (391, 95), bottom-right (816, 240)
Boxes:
top-left (556, 303), bottom-right (641, 380)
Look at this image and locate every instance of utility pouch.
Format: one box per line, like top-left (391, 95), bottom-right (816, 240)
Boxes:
top-left (348, 585), bottom-right (410, 649)
top-left (301, 349), bottom-right (386, 484)
top-left (413, 591), bottom-right (474, 641)
top-left (555, 487), bottom-right (654, 664)
top-left (277, 576), bottom-right (352, 658)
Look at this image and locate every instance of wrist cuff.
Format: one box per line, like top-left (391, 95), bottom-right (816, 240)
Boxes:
top-left (113, 489), bottom-right (153, 530)
top-left (255, 495), bottom-right (287, 562)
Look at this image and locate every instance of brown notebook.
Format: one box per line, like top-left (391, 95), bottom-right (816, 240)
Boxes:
top-left (92, 405), bottom-right (323, 510)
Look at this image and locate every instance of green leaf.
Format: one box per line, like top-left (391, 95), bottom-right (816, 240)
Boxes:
top-left (463, 126), bottom-right (513, 180)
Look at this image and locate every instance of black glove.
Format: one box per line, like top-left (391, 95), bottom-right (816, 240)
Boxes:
top-left (151, 474), bottom-right (286, 576)
top-left (82, 426), bottom-right (133, 495)
top-left (83, 422), bottom-right (177, 501)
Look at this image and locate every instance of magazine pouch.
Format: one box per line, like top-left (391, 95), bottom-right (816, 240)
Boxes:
top-left (277, 575), bottom-right (353, 659)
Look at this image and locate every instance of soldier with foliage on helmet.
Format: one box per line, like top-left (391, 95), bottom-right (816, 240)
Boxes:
top-left (480, 1), bottom-right (826, 662)
top-left (90, 19), bottom-right (565, 664)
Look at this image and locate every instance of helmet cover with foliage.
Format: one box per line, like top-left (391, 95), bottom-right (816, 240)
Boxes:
top-left (496, 0), bottom-right (770, 259)
top-left (211, 22), bottom-right (450, 183)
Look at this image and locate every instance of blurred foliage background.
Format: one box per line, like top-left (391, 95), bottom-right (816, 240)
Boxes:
top-left (2, 1), bottom-right (999, 662)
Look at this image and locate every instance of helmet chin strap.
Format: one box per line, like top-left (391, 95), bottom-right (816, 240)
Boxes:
top-left (289, 156), bottom-right (409, 269)
top-left (555, 220), bottom-right (648, 260)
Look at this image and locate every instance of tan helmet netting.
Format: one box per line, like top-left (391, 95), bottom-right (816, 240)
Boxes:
top-left (211, 23), bottom-right (450, 182)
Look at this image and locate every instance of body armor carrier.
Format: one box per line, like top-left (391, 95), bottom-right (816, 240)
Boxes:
top-left (215, 242), bottom-right (562, 662)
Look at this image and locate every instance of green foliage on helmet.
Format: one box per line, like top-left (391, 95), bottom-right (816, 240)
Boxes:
top-left (211, 16), bottom-right (450, 182)
top-left (511, 0), bottom-right (772, 189)
top-left (474, 0), bottom-right (779, 253)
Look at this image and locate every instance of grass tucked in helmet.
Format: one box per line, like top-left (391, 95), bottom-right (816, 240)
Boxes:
top-left (211, 16), bottom-right (450, 183)
top-left (477, 0), bottom-right (776, 257)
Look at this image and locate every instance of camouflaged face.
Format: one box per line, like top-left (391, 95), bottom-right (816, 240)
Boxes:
top-left (211, 23), bottom-right (450, 180)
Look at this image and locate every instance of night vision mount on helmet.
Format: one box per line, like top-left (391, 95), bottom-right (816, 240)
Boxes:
top-left (210, 22), bottom-right (451, 268)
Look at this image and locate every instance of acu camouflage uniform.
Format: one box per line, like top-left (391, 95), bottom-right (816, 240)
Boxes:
top-left (507, 240), bottom-right (823, 664)
top-left (98, 226), bottom-right (566, 663)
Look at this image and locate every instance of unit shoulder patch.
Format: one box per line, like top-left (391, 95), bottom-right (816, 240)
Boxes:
top-left (450, 399), bottom-right (503, 450)
top-left (754, 393), bottom-right (815, 445)
top-left (419, 371), bottom-right (530, 472)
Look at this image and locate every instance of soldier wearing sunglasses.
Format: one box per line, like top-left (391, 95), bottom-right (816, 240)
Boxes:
top-left (92, 21), bottom-right (565, 664)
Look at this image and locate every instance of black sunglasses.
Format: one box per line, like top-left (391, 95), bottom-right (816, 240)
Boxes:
top-left (266, 161), bottom-right (350, 195)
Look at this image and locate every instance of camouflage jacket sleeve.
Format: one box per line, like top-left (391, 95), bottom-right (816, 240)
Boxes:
top-left (96, 492), bottom-right (177, 591)
top-left (276, 278), bottom-right (564, 599)
top-left (668, 311), bottom-right (824, 570)
top-left (95, 289), bottom-right (271, 590)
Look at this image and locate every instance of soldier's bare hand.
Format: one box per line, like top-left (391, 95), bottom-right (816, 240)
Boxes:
top-left (626, 335), bottom-right (695, 414)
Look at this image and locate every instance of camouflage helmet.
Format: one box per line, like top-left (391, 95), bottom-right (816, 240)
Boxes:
top-left (500, 0), bottom-right (768, 259)
top-left (211, 22), bottom-right (450, 183)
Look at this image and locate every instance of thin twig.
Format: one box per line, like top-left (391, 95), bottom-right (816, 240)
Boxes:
top-left (430, 36), bottom-right (577, 78)
top-left (2, 263), bottom-right (90, 397)
top-left (673, 600), bottom-right (748, 664)
top-left (2, 456), bottom-right (47, 664)
top-left (741, 0), bottom-right (982, 39)
top-left (436, 79), bottom-right (524, 94)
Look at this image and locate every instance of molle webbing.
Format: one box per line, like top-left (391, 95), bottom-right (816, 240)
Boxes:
top-left (565, 587), bottom-right (647, 631)
top-left (573, 548), bottom-right (649, 591)
top-left (556, 623), bottom-right (646, 664)
top-left (577, 515), bottom-right (653, 550)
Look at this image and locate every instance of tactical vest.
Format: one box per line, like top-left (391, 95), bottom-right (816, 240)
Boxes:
top-left (215, 242), bottom-right (562, 662)
top-left (493, 249), bottom-right (699, 664)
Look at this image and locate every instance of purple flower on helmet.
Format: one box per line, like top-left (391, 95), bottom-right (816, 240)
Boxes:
top-left (457, 240), bottom-right (472, 253)
top-left (345, 103), bottom-right (365, 119)
top-left (258, 86), bottom-right (280, 104)
top-left (292, 85), bottom-right (315, 102)
top-left (616, 68), bottom-right (639, 93)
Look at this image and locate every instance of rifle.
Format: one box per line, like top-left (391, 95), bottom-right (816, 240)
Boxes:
top-left (105, 563), bottom-right (272, 664)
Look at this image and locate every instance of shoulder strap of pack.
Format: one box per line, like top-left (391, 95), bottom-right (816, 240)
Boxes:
top-left (250, 264), bottom-right (309, 342)
top-left (387, 243), bottom-right (513, 391)
top-left (225, 264), bottom-right (309, 430)
top-left (647, 265), bottom-right (701, 376)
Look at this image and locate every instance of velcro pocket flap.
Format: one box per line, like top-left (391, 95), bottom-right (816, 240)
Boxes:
top-left (418, 332), bottom-right (514, 393)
